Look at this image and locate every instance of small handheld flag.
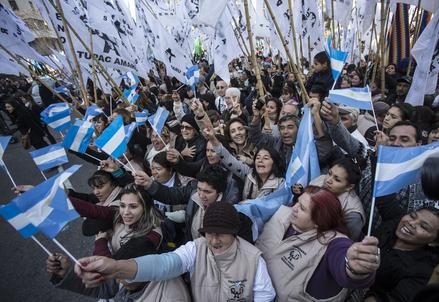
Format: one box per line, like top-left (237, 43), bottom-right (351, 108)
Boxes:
top-left (40, 103), bottom-right (71, 131)
top-left (135, 110), bottom-right (149, 127)
top-left (148, 107), bottom-right (169, 135)
top-left (84, 104), bottom-right (104, 122)
top-left (94, 115), bottom-right (127, 158)
top-left (185, 64), bottom-right (200, 91)
top-left (62, 119), bottom-right (94, 153)
top-left (30, 143), bottom-right (68, 172)
top-left (328, 86), bottom-right (373, 110)
top-left (123, 87), bottom-right (139, 105)
top-left (327, 38), bottom-right (348, 84)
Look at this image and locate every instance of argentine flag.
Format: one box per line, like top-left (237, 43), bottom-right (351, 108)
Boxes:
top-left (126, 71), bottom-right (140, 89)
top-left (123, 87), bottom-right (139, 105)
top-left (328, 86), bottom-right (373, 110)
top-left (148, 107), bottom-right (169, 134)
top-left (327, 38), bottom-right (348, 83)
top-left (373, 141), bottom-right (439, 197)
top-left (135, 110), bottom-right (149, 127)
top-left (84, 104), bottom-right (103, 122)
top-left (0, 165), bottom-right (81, 238)
top-left (30, 143), bottom-right (68, 171)
top-left (185, 64), bottom-right (200, 91)
top-left (41, 103), bottom-right (72, 131)
top-left (124, 122), bottom-right (136, 144)
top-left (94, 115), bottom-right (127, 158)
top-left (285, 106), bottom-right (320, 187)
top-left (62, 119), bottom-right (94, 153)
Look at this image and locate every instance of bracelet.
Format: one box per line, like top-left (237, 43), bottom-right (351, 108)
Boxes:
top-left (345, 256), bottom-right (370, 276)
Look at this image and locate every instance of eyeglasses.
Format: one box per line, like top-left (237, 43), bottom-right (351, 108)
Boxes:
top-left (216, 86), bottom-right (225, 89)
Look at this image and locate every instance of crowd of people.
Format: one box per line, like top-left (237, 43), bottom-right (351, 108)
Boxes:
top-left (2, 50), bottom-right (439, 301)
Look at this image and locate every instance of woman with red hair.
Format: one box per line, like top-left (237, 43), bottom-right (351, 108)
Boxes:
top-left (256, 186), bottom-right (380, 301)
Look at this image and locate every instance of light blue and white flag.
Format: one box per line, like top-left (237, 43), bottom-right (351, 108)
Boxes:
top-left (328, 86), bottom-right (373, 110)
top-left (0, 165), bottom-right (81, 238)
top-left (285, 106), bottom-right (320, 187)
top-left (135, 109), bottom-right (149, 127)
top-left (124, 122), bottom-right (136, 144)
top-left (148, 107), bottom-right (169, 134)
top-left (30, 143), bottom-right (68, 172)
top-left (327, 38), bottom-right (349, 83)
top-left (40, 103), bottom-right (71, 131)
top-left (126, 71), bottom-right (140, 89)
top-left (123, 87), bottom-right (139, 105)
top-left (373, 141), bottom-right (439, 197)
top-left (235, 186), bottom-right (292, 241)
top-left (84, 104), bottom-right (103, 122)
top-left (54, 85), bottom-right (70, 95)
top-left (185, 64), bottom-right (200, 91)
top-left (94, 115), bottom-right (127, 158)
top-left (0, 135), bottom-right (11, 168)
top-left (62, 119), bottom-right (94, 153)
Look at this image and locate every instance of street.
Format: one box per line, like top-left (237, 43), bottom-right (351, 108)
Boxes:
top-left (0, 139), bottom-right (97, 302)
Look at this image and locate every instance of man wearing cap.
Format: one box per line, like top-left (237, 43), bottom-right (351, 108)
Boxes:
top-left (74, 202), bottom-right (276, 302)
top-left (385, 76), bottom-right (412, 105)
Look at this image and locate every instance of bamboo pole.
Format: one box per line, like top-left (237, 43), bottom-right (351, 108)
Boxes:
top-left (379, 1), bottom-right (388, 96)
top-left (90, 30), bottom-right (98, 104)
top-left (263, 0), bottom-right (309, 104)
top-left (406, 0), bottom-right (423, 76)
top-left (0, 44), bottom-right (83, 117)
top-left (243, 0), bottom-right (264, 98)
top-left (55, 0), bottom-right (89, 107)
top-left (287, 0), bottom-right (301, 70)
top-left (331, 0), bottom-right (336, 44)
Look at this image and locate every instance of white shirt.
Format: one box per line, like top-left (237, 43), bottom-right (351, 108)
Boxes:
top-left (174, 240), bottom-right (276, 302)
top-left (215, 96), bottom-right (227, 114)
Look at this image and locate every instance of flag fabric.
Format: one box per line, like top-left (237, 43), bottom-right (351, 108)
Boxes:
top-left (405, 8), bottom-right (439, 107)
top-left (40, 103), bottom-right (72, 132)
top-left (62, 120), bottom-right (94, 153)
top-left (124, 122), bottom-right (136, 144)
top-left (84, 104), bottom-right (103, 122)
top-left (29, 143), bottom-right (68, 172)
top-left (94, 115), bottom-right (127, 158)
top-left (388, 3), bottom-right (410, 65)
top-left (0, 135), bottom-right (11, 169)
top-left (285, 107), bottom-right (320, 187)
top-left (235, 186), bottom-right (292, 241)
top-left (0, 165), bottom-right (81, 238)
top-left (390, 0), bottom-right (439, 13)
top-left (148, 107), bottom-right (169, 134)
top-left (135, 110), bottom-right (149, 127)
top-left (373, 141), bottom-right (439, 198)
top-left (185, 65), bottom-right (200, 91)
top-left (54, 85), bottom-right (70, 96)
top-left (126, 71), bottom-right (140, 89)
top-left (328, 86), bottom-right (373, 110)
top-left (327, 38), bottom-right (349, 83)
top-left (123, 87), bottom-right (139, 105)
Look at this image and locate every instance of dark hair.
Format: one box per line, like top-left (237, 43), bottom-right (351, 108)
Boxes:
top-left (421, 157), bottom-right (439, 200)
top-left (390, 120), bottom-right (421, 142)
top-left (152, 151), bottom-right (173, 171)
top-left (313, 51), bottom-right (330, 68)
top-left (390, 103), bottom-right (414, 121)
top-left (266, 97), bottom-right (283, 123)
top-left (114, 108), bottom-right (132, 125)
top-left (224, 118), bottom-right (247, 144)
top-left (196, 165), bottom-right (228, 193)
top-left (92, 113), bottom-right (108, 124)
top-left (304, 185), bottom-right (349, 238)
top-left (279, 114), bottom-right (300, 128)
top-left (88, 170), bottom-right (116, 188)
top-left (331, 157), bottom-right (362, 187)
top-left (309, 83), bottom-right (328, 99)
top-left (253, 146), bottom-right (285, 186)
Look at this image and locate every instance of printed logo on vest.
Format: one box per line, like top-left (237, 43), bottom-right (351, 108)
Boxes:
top-left (227, 279), bottom-right (247, 302)
top-left (281, 246), bottom-right (306, 270)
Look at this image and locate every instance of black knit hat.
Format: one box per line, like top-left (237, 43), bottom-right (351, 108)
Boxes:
top-left (181, 114), bottom-right (200, 132)
top-left (199, 202), bottom-right (240, 235)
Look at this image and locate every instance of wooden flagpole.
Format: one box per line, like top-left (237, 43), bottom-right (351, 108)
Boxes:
top-left (243, 0), bottom-right (264, 98)
top-left (55, 0), bottom-right (89, 107)
top-left (264, 0), bottom-right (310, 104)
top-left (89, 30), bottom-right (98, 104)
top-left (288, 0), bottom-right (301, 70)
